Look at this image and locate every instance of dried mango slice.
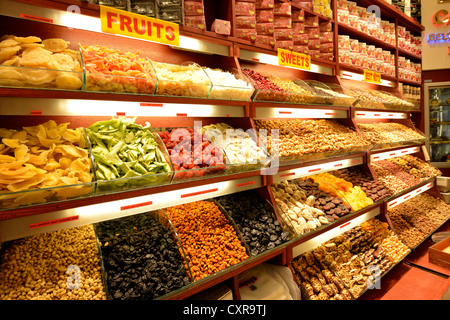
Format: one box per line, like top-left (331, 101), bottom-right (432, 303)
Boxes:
top-left (19, 47), bottom-right (53, 67)
top-left (14, 189), bottom-right (52, 206)
top-left (14, 36), bottom-right (42, 44)
top-left (21, 68), bottom-right (56, 86)
top-left (2, 138), bottom-right (20, 148)
top-left (55, 73), bottom-right (82, 90)
top-left (7, 173), bottom-right (46, 192)
top-left (42, 38), bottom-right (69, 53)
top-left (48, 53), bottom-right (75, 71)
top-left (0, 38), bottom-right (19, 48)
top-left (0, 46), bottom-right (21, 63)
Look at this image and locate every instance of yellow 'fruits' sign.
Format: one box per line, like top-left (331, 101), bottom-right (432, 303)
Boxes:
top-left (100, 5), bottom-right (179, 46)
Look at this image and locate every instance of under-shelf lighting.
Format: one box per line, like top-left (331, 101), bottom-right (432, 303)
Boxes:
top-left (0, 176), bottom-right (261, 242)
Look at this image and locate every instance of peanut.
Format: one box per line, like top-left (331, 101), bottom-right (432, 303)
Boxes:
top-left (0, 225), bottom-right (106, 300)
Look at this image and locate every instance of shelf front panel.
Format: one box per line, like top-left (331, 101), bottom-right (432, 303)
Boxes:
top-left (386, 178), bottom-right (436, 210)
top-left (0, 97), bottom-right (247, 118)
top-left (253, 104), bottom-right (349, 119)
top-left (273, 156), bottom-right (364, 183)
top-left (354, 111), bottom-right (409, 120)
top-left (0, 175), bottom-right (263, 242)
top-left (369, 145), bottom-right (421, 162)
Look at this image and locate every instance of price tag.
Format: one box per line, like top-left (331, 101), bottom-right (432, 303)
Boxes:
top-left (100, 5), bottom-right (179, 46)
top-left (277, 48), bottom-right (311, 70)
top-left (363, 70), bottom-right (381, 84)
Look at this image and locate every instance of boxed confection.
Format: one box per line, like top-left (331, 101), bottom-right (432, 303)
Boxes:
top-left (211, 19), bottom-right (231, 35)
top-left (338, 35), bottom-right (350, 51)
top-left (309, 50), bottom-right (320, 59)
top-left (337, 8), bottom-right (349, 25)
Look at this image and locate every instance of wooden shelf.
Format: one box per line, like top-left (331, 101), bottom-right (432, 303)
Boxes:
top-left (0, 0), bottom-right (431, 302)
top-left (337, 22), bottom-right (397, 52)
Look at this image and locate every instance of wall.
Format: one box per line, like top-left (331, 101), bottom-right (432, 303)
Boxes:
top-left (422, 1), bottom-right (450, 71)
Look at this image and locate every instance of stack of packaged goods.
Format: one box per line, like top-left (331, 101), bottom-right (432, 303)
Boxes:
top-left (183, 0), bottom-right (206, 31)
top-left (274, 1), bottom-right (293, 51)
top-left (292, 7), bottom-right (308, 55)
top-left (157, 0), bottom-right (183, 25)
top-left (319, 21), bottom-right (333, 61)
top-left (304, 16), bottom-right (320, 59)
top-left (129, 0), bottom-right (156, 17)
top-left (254, 0), bottom-right (274, 47)
top-left (235, 1), bottom-right (257, 43)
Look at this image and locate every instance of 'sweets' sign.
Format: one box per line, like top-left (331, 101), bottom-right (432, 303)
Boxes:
top-left (277, 48), bottom-right (311, 70)
top-left (100, 5), bottom-right (179, 46)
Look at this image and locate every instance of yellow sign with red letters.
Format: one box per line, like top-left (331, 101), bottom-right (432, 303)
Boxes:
top-left (100, 5), bottom-right (179, 46)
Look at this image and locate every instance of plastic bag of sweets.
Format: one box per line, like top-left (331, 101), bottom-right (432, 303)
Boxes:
top-left (274, 29), bottom-right (293, 41)
top-left (183, 1), bottom-right (204, 15)
top-left (256, 0), bottom-right (274, 9)
top-left (235, 1), bottom-right (255, 15)
top-left (292, 22), bottom-right (305, 34)
top-left (255, 35), bottom-right (275, 47)
top-left (292, 9), bottom-right (304, 22)
top-left (274, 16), bottom-right (291, 29)
top-left (256, 9), bottom-right (274, 23)
top-left (293, 33), bottom-right (308, 45)
top-left (236, 15), bottom-right (256, 29)
top-left (274, 2), bottom-right (291, 16)
top-left (235, 28), bottom-right (257, 42)
top-left (256, 23), bottom-right (274, 35)
top-left (292, 0), bottom-right (313, 10)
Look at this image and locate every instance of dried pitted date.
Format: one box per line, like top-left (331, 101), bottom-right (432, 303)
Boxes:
top-left (95, 213), bottom-right (191, 300)
top-left (215, 190), bottom-right (290, 256)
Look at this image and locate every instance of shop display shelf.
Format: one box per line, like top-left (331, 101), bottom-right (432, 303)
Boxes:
top-left (0, 64), bottom-right (84, 92)
top-left (0, 0), bottom-right (434, 301)
top-left (337, 22), bottom-right (397, 52)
